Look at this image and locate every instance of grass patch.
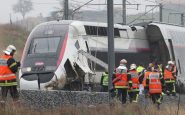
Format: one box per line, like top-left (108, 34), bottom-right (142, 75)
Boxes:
top-left (0, 101), bottom-right (185, 115)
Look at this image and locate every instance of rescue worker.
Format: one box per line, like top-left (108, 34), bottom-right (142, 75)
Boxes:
top-left (152, 62), bottom-right (166, 95)
top-left (146, 67), bottom-right (164, 106)
top-left (163, 61), bottom-right (176, 96)
top-left (139, 63), bottom-right (153, 97)
top-left (137, 64), bottom-right (145, 94)
top-left (112, 59), bottom-right (131, 104)
top-left (128, 64), bottom-right (140, 103)
top-left (136, 64), bottom-right (145, 75)
top-left (0, 45), bottom-right (20, 105)
top-left (100, 70), bottom-right (108, 92)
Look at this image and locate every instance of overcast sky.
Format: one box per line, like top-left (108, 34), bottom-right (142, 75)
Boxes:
top-left (0, 0), bottom-right (183, 24)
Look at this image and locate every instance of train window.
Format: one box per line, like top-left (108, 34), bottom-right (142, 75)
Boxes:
top-left (29, 37), bottom-right (60, 54)
top-left (84, 26), bottom-right (120, 37)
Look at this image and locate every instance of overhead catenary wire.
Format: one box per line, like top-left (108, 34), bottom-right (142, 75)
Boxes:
top-left (145, 0), bottom-right (158, 4)
top-left (32, 2), bottom-right (59, 5)
top-left (129, 0), bottom-right (139, 4)
top-left (32, 0), bottom-right (162, 22)
top-left (128, 5), bottom-right (158, 24)
top-left (32, 0), bottom-right (98, 11)
top-left (72, 0), bottom-right (94, 14)
top-left (126, 0), bottom-right (132, 4)
top-left (70, 2), bottom-right (101, 10)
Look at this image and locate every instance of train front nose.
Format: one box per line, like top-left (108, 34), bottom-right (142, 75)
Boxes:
top-left (19, 66), bottom-right (57, 90)
top-left (19, 23), bottom-right (69, 90)
top-left (20, 79), bottom-right (40, 90)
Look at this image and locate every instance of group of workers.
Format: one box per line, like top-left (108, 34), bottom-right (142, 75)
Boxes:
top-left (100, 58), bottom-right (177, 106)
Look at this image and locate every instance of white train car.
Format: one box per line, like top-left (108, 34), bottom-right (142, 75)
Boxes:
top-left (19, 20), bottom-right (185, 92)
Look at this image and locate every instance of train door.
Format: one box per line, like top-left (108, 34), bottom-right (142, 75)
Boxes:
top-left (146, 25), bottom-right (171, 65)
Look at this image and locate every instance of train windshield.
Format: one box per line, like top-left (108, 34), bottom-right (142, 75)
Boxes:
top-left (29, 37), bottom-right (60, 54)
top-left (27, 24), bottom-right (68, 55)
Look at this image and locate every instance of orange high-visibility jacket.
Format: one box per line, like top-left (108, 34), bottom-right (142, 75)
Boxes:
top-left (113, 73), bottom-right (128, 88)
top-left (164, 69), bottom-right (175, 80)
top-left (148, 72), bottom-right (162, 94)
top-left (129, 70), bottom-right (139, 89)
top-left (142, 71), bottom-right (151, 87)
top-left (0, 55), bottom-right (16, 81)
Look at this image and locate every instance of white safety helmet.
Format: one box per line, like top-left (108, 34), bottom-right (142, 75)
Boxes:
top-left (3, 45), bottom-right (16, 55)
top-left (120, 59), bottom-right (127, 65)
top-left (168, 60), bottom-right (174, 65)
top-left (166, 65), bottom-right (172, 70)
top-left (130, 64), bottom-right (137, 70)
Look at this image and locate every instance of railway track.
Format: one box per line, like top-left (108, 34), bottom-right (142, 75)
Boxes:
top-left (19, 90), bottom-right (185, 109)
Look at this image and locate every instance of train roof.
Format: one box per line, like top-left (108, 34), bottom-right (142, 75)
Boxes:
top-left (149, 22), bottom-right (185, 31)
top-left (135, 21), bottom-right (185, 40)
top-left (35, 20), bottom-right (144, 30)
top-left (148, 22), bottom-right (185, 40)
top-left (35, 20), bottom-right (185, 32)
top-left (32, 20), bottom-right (145, 37)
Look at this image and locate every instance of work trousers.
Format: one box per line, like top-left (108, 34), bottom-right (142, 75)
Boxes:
top-left (143, 87), bottom-right (149, 98)
top-left (1, 86), bottom-right (19, 101)
top-left (165, 82), bottom-right (176, 95)
top-left (128, 90), bottom-right (139, 103)
top-left (150, 93), bottom-right (162, 104)
top-left (116, 88), bottom-right (128, 104)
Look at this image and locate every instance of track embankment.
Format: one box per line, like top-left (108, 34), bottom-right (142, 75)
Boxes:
top-left (19, 90), bottom-right (185, 109)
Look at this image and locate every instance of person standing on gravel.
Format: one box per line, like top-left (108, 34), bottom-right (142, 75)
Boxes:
top-left (0, 45), bottom-right (20, 105)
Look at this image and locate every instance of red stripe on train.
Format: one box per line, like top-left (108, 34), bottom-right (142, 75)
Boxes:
top-left (57, 32), bottom-right (68, 66)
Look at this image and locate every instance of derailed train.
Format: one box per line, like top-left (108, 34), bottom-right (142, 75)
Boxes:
top-left (19, 20), bottom-right (185, 92)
